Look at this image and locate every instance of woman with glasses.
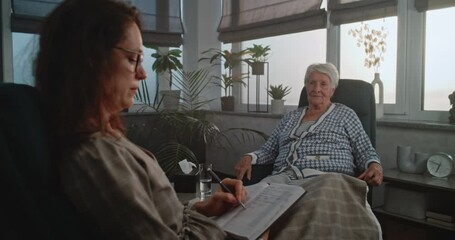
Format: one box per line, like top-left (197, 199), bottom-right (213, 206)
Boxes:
top-left (35, 0), bottom-right (246, 239)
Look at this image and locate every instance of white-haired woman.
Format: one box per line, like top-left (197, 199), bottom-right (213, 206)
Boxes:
top-left (235, 62), bottom-right (383, 239)
top-left (236, 62), bottom-right (383, 185)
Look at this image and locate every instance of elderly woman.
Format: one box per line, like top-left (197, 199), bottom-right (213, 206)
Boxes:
top-left (236, 63), bottom-right (383, 186)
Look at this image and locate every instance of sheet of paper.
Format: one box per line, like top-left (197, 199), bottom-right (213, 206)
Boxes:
top-left (215, 182), bottom-right (306, 240)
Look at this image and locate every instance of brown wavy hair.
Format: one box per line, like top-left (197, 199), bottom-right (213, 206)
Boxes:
top-left (35, 0), bottom-right (141, 148)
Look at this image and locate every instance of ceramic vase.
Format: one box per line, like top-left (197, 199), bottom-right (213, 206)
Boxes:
top-left (371, 73), bottom-right (384, 119)
top-left (161, 90), bottom-right (180, 111)
top-left (396, 145), bottom-right (427, 174)
top-left (271, 99), bottom-right (285, 114)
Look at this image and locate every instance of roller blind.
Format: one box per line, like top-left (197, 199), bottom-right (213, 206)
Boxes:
top-left (10, 0), bottom-right (184, 47)
top-left (218, 0), bottom-right (326, 43)
top-left (328, 0), bottom-right (397, 25)
top-left (132, 0), bottom-right (184, 47)
top-left (10, 0), bottom-right (62, 33)
top-left (415, 0), bottom-right (455, 12)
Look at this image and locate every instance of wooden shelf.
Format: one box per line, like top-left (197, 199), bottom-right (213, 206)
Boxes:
top-left (383, 169), bottom-right (455, 192)
top-left (374, 207), bottom-right (455, 232)
top-left (376, 169), bottom-right (455, 239)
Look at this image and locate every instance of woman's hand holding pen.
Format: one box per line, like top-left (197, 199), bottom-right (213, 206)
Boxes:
top-left (193, 178), bottom-right (247, 217)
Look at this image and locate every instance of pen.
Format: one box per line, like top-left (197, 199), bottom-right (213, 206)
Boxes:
top-left (208, 169), bottom-right (247, 209)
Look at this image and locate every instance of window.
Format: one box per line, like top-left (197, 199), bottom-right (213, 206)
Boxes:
top-left (241, 30), bottom-right (327, 106)
top-left (340, 17), bottom-right (398, 104)
top-left (423, 7), bottom-right (455, 111)
top-left (337, 1), bottom-right (455, 122)
top-left (12, 32), bottom-right (38, 86)
top-left (11, 32), bottom-right (160, 106)
top-left (221, 0), bottom-right (328, 107)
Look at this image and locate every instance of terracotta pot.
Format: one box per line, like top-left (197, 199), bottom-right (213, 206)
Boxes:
top-left (221, 96), bottom-right (234, 111)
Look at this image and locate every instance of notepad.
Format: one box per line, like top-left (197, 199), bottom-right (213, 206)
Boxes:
top-left (214, 182), bottom-right (306, 240)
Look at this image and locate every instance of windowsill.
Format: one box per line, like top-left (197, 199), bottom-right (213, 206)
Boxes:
top-left (208, 109), bottom-right (284, 119)
top-left (125, 105), bottom-right (455, 132)
top-left (377, 119), bottom-right (455, 131)
top-left (210, 110), bottom-right (455, 131)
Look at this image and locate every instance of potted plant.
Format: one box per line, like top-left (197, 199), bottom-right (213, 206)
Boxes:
top-left (152, 68), bottom-right (216, 178)
top-left (200, 48), bottom-right (248, 111)
top-left (213, 73), bottom-right (246, 111)
top-left (126, 67), bottom-right (218, 179)
top-left (245, 44), bottom-right (271, 75)
top-left (151, 47), bottom-right (183, 110)
top-left (125, 67), bottom-right (267, 180)
top-left (267, 84), bottom-right (291, 114)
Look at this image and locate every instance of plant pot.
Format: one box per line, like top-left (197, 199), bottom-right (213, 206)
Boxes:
top-left (221, 96), bottom-right (234, 111)
top-left (251, 62), bottom-right (265, 75)
top-left (161, 90), bottom-right (181, 110)
top-left (271, 99), bottom-right (285, 114)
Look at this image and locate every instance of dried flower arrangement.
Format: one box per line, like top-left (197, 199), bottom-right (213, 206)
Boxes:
top-left (348, 22), bottom-right (388, 72)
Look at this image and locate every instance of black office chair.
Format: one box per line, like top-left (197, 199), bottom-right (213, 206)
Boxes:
top-left (0, 83), bottom-right (103, 239)
top-left (244, 79), bottom-right (376, 185)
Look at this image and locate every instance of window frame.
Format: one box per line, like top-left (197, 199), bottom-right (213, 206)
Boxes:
top-left (406, 5), bottom-right (451, 122)
top-left (314, 0), bottom-right (451, 122)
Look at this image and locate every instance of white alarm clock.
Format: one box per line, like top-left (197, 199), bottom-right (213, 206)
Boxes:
top-left (426, 153), bottom-right (454, 178)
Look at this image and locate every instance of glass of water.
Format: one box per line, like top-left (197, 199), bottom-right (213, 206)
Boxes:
top-left (198, 163), bottom-right (212, 200)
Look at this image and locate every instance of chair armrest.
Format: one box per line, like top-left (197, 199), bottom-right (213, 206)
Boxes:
top-left (242, 164), bottom-right (274, 186)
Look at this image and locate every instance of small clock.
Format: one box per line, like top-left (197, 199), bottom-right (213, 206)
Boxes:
top-left (426, 153), bottom-right (454, 178)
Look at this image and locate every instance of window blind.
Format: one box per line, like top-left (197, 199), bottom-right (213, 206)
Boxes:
top-left (218, 0), bottom-right (326, 43)
top-left (10, 0), bottom-right (184, 47)
top-left (328, 0), bottom-right (397, 25)
top-left (415, 0), bottom-right (455, 12)
top-left (131, 0), bottom-right (184, 47)
top-left (11, 0), bottom-right (61, 34)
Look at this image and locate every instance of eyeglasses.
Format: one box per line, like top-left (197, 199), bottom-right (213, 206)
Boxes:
top-left (114, 46), bottom-right (144, 72)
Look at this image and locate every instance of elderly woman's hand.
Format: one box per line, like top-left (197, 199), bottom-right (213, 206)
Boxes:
top-left (193, 178), bottom-right (247, 217)
top-left (358, 162), bottom-right (383, 186)
top-left (235, 155), bottom-right (253, 180)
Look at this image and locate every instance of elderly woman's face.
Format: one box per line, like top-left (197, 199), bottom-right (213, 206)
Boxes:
top-left (306, 71), bottom-right (335, 108)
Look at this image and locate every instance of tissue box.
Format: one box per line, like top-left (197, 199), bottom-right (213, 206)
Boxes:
top-left (174, 171), bottom-right (197, 193)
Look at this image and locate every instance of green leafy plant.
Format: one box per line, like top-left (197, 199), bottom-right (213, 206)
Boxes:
top-left (244, 44), bottom-right (271, 75)
top-left (132, 48), bottom-right (270, 177)
top-left (172, 68), bottom-right (215, 112)
top-left (245, 44), bottom-right (271, 63)
top-left (131, 67), bottom-right (218, 177)
top-left (267, 84), bottom-right (291, 100)
top-left (348, 23), bottom-right (387, 72)
top-left (213, 73), bottom-right (247, 97)
top-left (200, 48), bottom-right (247, 71)
top-left (200, 48), bottom-right (248, 97)
top-left (129, 66), bottom-right (267, 178)
top-left (151, 47), bottom-right (183, 88)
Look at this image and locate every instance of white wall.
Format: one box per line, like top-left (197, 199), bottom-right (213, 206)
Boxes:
top-left (182, 0), bottom-right (222, 111)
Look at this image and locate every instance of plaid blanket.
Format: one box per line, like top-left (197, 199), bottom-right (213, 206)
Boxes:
top-left (264, 173), bottom-right (382, 240)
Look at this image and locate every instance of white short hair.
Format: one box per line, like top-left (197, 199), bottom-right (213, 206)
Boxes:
top-left (304, 63), bottom-right (339, 89)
